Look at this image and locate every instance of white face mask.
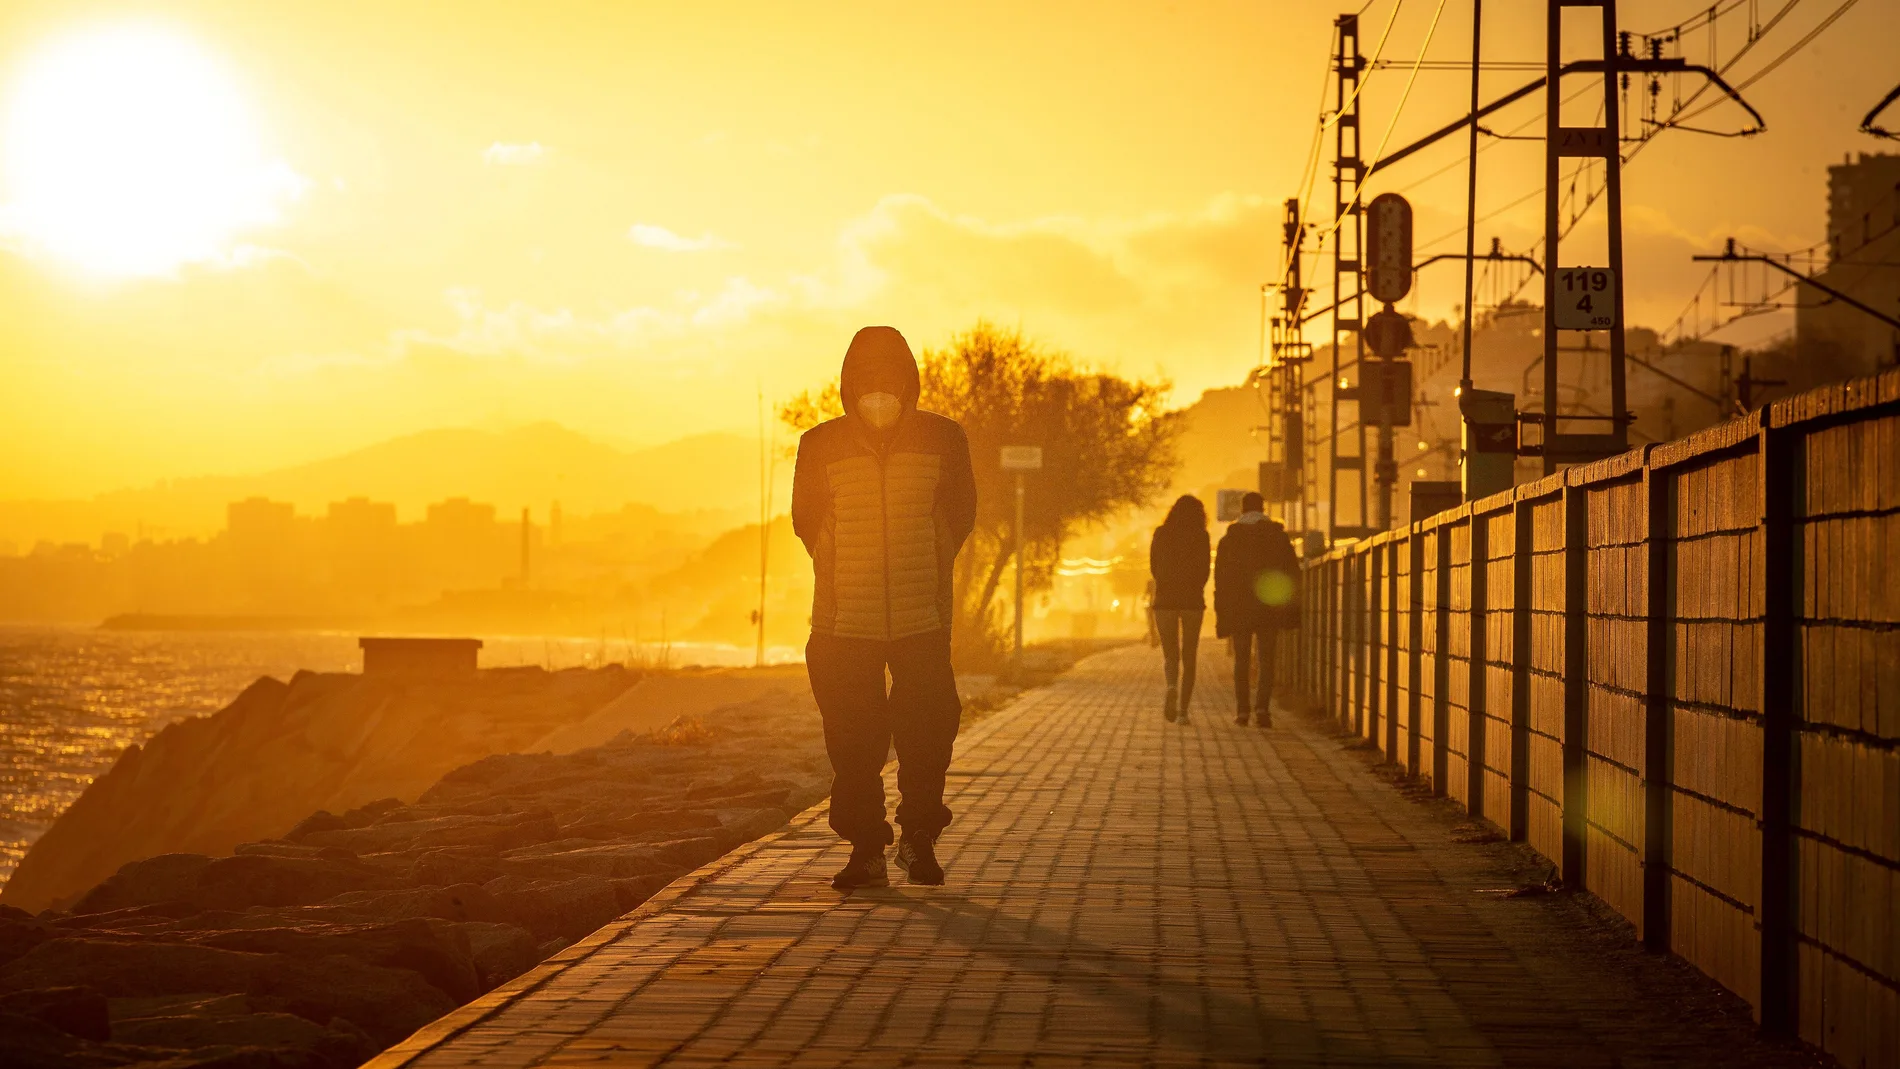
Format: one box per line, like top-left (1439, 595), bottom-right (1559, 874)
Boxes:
top-left (858, 391), bottom-right (902, 430)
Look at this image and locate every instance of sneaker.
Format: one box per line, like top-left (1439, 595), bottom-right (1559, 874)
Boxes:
top-left (1234, 712), bottom-right (1250, 726)
top-left (831, 847), bottom-right (888, 891)
top-left (1257, 710), bottom-right (1274, 729)
top-left (894, 832), bottom-right (944, 886)
top-left (1164, 685), bottom-right (1178, 722)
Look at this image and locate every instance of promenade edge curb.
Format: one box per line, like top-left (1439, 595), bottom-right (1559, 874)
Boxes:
top-left (361, 664), bottom-right (1078, 1068)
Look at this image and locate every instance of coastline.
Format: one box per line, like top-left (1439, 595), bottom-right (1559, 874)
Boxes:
top-left (0, 639), bottom-right (1115, 1068)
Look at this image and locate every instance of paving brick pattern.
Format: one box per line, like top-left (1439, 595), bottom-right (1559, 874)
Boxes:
top-left (369, 646), bottom-right (1819, 1068)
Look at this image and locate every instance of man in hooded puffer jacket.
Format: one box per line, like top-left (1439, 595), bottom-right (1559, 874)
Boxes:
top-left (793, 326), bottom-right (977, 890)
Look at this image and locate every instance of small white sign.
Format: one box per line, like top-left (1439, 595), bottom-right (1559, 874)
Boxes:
top-left (1554, 267), bottom-right (1617, 330)
top-left (1000, 445), bottom-right (1043, 471)
top-left (1216, 488), bottom-right (1249, 522)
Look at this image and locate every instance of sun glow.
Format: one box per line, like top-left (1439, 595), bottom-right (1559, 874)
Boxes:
top-left (0, 24), bottom-right (303, 278)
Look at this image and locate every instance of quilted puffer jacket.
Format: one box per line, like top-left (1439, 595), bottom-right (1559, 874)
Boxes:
top-left (793, 327), bottom-right (977, 641)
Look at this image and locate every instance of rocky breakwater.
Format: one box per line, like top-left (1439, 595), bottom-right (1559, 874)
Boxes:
top-left (4, 662), bottom-right (806, 915)
top-left (0, 686), bottom-right (830, 1069)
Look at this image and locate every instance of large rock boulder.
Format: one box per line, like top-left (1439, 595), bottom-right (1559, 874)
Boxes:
top-left (4, 666), bottom-right (637, 914)
top-left (478, 876), bottom-right (628, 941)
top-left (0, 939), bottom-right (456, 1045)
top-left (0, 662), bottom-right (839, 1069)
top-left (72, 853), bottom-right (408, 917)
top-left (0, 985), bottom-right (111, 1041)
top-left (185, 918), bottom-right (483, 1004)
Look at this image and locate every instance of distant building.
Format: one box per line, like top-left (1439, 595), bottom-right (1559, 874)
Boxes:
top-left (225, 498), bottom-right (297, 604)
top-left (227, 497), bottom-right (295, 549)
top-left (425, 497), bottom-right (497, 537)
top-left (423, 497), bottom-right (505, 589)
top-left (327, 497), bottom-right (397, 540)
top-left (1797, 153), bottom-right (1900, 375)
top-left (325, 498), bottom-right (399, 603)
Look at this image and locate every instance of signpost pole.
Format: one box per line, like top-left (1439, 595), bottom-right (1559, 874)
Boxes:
top-left (999, 446), bottom-right (1043, 667)
top-left (1013, 472), bottom-right (1025, 665)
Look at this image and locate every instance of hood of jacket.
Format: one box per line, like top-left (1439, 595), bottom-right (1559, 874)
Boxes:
top-left (840, 326), bottom-right (921, 417)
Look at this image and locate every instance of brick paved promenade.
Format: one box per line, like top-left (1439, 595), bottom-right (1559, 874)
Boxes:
top-left (370, 646), bottom-right (1818, 1068)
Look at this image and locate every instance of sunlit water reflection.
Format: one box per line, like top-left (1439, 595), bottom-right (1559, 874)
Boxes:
top-left (0, 626), bottom-right (800, 891)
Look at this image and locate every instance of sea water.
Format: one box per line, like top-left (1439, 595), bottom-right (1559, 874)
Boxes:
top-left (0, 626), bottom-right (802, 891)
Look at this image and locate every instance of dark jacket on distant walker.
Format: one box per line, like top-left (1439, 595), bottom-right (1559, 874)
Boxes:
top-left (1213, 513), bottom-right (1301, 639)
top-left (1149, 523), bottom-right (1210, 611)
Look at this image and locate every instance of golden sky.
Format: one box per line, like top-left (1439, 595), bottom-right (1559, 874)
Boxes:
top-left (1, 0), bottom-right (1894, 501)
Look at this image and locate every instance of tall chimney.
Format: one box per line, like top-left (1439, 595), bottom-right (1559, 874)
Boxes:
top-left (520, 507), bottom-right (530, 587)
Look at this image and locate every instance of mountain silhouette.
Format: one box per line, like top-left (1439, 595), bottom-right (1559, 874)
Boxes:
top-left (0, 424), bottom-right (770, 545)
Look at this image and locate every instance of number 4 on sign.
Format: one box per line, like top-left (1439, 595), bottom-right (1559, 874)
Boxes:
top-left (1554, 267), bottom-right (1618, 331)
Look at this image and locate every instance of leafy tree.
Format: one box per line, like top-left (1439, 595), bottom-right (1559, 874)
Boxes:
top-left (781, 321), bottom-right (1181, 664)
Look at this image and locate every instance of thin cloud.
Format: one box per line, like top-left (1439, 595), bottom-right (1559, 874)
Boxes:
top-left (482, 141), bottom-right (548, 166)
top-left (629, 223), bottom-right (734, 252)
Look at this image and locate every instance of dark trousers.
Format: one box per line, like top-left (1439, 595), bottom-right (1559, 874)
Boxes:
top-left (1230, 627), bottom-right (1280, 715)
top-left (805, 629), bottom-right (961, 848)
top-left (1153, 609), bottom-right (1204, 704)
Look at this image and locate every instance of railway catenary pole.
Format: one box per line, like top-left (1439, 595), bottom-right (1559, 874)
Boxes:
top-left (1328, 13), bottom-right (1373, 540)
top-left (1459, 0), bottom-right (1482, 397)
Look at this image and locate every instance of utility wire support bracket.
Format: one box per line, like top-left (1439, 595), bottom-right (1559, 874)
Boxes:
top-left (1862, 83), bottom-right (1900, 140)
top-left (1366, 57), bottom-right (1764, 179)
top-left (1695, 239), bottom-right (1900, 332)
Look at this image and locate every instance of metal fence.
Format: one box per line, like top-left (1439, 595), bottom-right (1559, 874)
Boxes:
top-left (1292, 367), bottom-right (1900, 1069)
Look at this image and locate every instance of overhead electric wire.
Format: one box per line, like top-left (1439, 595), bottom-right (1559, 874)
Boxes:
top-left (1274, 0), bottom-right (1412, 301)
top-left (1323, 0), bottom-right (1410, 133)
top-left (1674, 0), bottom-right (1860, 123)
top-left (1280, 0), bottom-right (1855, 351)
top-left (1467, 0), bottom-right (1852, 308)
top-left (1642, 0), bottom-right (1803, 130)
top-left (1365, 0), bottom-right (1451, 181)
top-left (1276, 39), bottom-right (1346, 297)
top-left (1310, 0), bottom-right (1449, 251)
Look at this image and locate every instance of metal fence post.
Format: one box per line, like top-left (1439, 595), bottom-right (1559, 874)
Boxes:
top-left (1510, 496), bottom-right (1533, 841)
top-left (1468, 513), bottom-right (1489, 817)
top-left (1757, 419), bottom-right (1798, 1036)
top-left (1642, 456), bottom-right (1674, 951)
top-left (1434, 528), bottom-right (1453, 796)
top-left (1561, 482), bottom-right (1589, 886)
top-left (1369, 544), bottom-right (1385, 745)
top-left (1407, 530), bottom-right (1425, 776)
top-left (1386, 542), bottom-right (1401, 761)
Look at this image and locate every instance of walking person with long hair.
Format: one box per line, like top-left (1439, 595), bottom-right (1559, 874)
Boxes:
top-left (1149, 494), bottom-right (1210, 723)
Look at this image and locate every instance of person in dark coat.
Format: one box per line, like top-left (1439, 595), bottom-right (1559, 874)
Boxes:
top-left (1213, 492), bottom-right (1301, 727)
top-left (1148, 495), bottom-right (1210, 723)
top-left (792, 326), bottom-right (977, 890)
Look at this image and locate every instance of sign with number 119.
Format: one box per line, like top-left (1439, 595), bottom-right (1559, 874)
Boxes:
top-left (1554, 267), bottom-right (1617, 330)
